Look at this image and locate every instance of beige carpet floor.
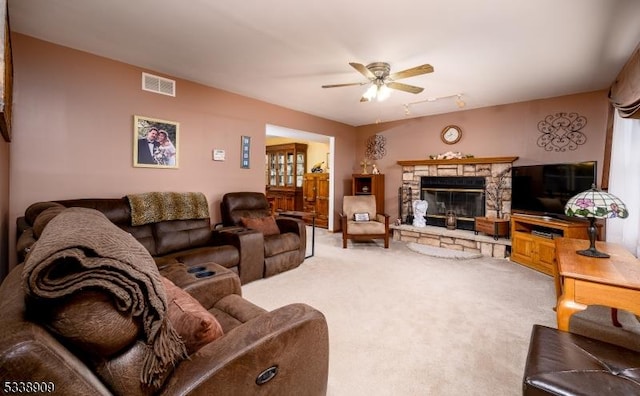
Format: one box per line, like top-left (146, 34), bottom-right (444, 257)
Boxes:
top-left (242, 228), bottom-right (640, 396)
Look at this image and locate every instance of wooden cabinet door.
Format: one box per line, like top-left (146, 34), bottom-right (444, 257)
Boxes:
top-left (272, 194), bottom-right (285, 212)
top-left (536, 239), bottom-right (557, 271)
top-left (316, 176), bottom-right (330, 221)
top-left (286, 194), bottom-right (297, 211)
top-left (303, 174), bottom-right (316, 203)
top-left (511, 232), bottom-right (534, 263)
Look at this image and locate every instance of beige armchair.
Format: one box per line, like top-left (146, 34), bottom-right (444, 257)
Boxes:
top-left (340, 195), bottom-right (390, 248)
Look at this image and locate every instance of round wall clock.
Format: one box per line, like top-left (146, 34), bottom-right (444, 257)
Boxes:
top-left (441, 125), bottom-right (462, 144)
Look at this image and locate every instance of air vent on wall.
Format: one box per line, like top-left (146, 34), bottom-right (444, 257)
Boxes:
top-left (142, 72), bottom-right (176, 97)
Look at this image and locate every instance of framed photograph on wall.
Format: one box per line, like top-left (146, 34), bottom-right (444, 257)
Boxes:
top-left (133, 115), bottom-right (179, 168)
top-left (0, 2), bottom-right (13, 143)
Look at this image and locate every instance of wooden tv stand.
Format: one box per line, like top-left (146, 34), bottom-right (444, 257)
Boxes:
top-left (510, 214), bottom-right (591, 276)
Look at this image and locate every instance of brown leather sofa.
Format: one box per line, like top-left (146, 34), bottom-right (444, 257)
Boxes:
top-left (220, 192), bottom-right (307, 278)
top-left (1, 207), bottom-right (329, 395)
top-left (16, 196), bottom-right (265, 284)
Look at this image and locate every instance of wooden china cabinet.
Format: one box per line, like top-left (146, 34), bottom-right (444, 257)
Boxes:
top-left (265, 143), bottom-right (307, 212)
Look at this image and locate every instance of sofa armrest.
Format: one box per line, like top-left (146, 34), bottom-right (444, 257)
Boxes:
top-left (16, 216), bottom-right (30, 236)
top-left (159, 262), bottom-right (242, 310)
top-left (160, 303), bottom-right (329, 396)
top-left (275, 217), bottom-right (307, 262)
top-left (214, 228), bottom-right (265, 284)
top-left (275, 217), bottom-right (304, 235)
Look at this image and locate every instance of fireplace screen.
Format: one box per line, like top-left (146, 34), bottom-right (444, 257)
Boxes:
top-left (420, 177), bottom-right (486, 230)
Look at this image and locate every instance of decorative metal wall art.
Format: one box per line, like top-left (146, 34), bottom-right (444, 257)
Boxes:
top-left (536, 112), bottom-right (587, 152)
top-left (365, 134), bottom-right (387, 160)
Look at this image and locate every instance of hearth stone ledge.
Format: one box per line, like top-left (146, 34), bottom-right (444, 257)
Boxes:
top-left (391, 224), bottom-right (511, 258)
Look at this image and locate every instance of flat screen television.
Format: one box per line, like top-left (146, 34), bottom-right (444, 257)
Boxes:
top-left (511, 161), bottom-right (597, 219)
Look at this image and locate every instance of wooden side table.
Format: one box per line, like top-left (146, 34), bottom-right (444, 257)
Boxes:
top-left (474, 217), bottom-right (509, 240)
top-left (555, 238), bottom-right (640, 331)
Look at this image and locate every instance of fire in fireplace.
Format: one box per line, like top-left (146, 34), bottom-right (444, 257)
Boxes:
top-left (420, 176), bottom-right (486, 230)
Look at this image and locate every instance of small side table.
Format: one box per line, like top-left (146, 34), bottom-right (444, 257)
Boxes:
top-left (474, 217), bottom-right (510, 240)
top-left (278, 211), bottom-right (315, 258)
top-left (555, 238), bottom-right (640, 331)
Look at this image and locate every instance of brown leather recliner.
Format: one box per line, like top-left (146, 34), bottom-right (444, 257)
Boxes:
top-left (16, 196), bottom-right (265, 284)
top-left (220, 192), bottom-right (306, 278)
top-left (0, 264), bottom-right (329, 395)
top-left (0, 207), bottom-right (329, 395)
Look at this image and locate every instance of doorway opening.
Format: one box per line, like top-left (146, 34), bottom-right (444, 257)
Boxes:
top-left (265, 124), bottom-right (335, 231)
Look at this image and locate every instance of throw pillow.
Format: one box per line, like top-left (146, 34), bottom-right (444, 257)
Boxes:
top-left (36, 289), bottom-right (141, 357)
top-left (161, 276), bottom-right (224, 355)
top-left (354, 212), bottom-right (370, 222)
top-left (240, 216), bottom-right (280, 236)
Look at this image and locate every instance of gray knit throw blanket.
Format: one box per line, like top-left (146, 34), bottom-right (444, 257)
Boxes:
top-left (22, 207), bottom-right (187, 389)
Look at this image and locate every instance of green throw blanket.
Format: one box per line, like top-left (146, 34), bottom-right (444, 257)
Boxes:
top-left (22, 207), bottom-right (187, 389)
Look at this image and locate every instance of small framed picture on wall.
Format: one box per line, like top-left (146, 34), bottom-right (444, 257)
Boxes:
top-left (133, 115), bottom-right (179, 169)
top-left (241, 135), bottom-right (251, 169)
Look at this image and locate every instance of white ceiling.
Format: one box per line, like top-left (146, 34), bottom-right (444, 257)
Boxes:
top-left (9, 0), bottom-right (640, 127)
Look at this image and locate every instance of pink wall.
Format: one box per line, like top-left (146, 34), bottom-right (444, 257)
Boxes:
top-left (8, 34), bottom-right (356, 267)
top-left (5, 33), bottom-right (612, 270)
top-left (355, 90), bottom-right (610, 220)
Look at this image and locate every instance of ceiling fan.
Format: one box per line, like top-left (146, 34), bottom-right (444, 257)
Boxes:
top-left (322, 62), bottom-right (434, 102)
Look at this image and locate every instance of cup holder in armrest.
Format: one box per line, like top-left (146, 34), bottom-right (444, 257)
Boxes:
top-left (195, 270), bottom-right (216, 278)
top-left (186, 266), bottom-right (216, 278)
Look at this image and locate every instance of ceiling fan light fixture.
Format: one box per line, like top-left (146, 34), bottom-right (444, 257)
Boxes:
top-left (363, 85), bottom-right (378, 101)
top-left (377, 85), bottom-right (391, 102)
top-left (324, 61), bottom-right (433, 103)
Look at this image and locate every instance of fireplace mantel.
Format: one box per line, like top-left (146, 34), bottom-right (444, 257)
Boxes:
top-left (397, 156), bottom-right (518, 166)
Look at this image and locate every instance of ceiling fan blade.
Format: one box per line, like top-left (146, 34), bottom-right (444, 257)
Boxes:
top-left (322, 82), bottom-right (368, 88)
top-left (360, 95), bottom-right (371, 102)
top-left (349, 62), bottom-right (376, 80)
top-left (388, 64), bottom-right (434, 80)
top-left (386, 81), bottom-right (424, 94)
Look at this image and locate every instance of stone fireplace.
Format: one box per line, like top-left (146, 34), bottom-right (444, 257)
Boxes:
top-left (400, 156), bottom-right (517, 228)
top-left (393, 156), bottom-right (518, 258)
